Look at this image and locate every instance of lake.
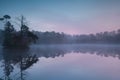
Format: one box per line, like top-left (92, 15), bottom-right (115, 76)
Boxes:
top-left (0, 44), bottom-right (120, 80)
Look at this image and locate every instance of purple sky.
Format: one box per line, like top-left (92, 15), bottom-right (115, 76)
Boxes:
top-left (0, 0), bottom-right (120, 34)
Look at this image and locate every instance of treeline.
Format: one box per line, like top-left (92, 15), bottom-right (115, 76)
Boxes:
top-left (33, 29), bottom-right (120, 44)
top-left (0, 29), bottom-right (120, 44)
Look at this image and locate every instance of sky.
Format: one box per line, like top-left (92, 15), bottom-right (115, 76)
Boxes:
top-left (0, 0), bottom-right (120, 34)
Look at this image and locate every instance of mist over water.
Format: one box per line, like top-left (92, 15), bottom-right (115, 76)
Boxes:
top-left (0, 0), bottom-right (120, 80)
top-left (0, 44), bottom-right (120, 80)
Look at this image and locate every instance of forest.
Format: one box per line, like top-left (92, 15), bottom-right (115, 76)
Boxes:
top-left (0, 29), bottom-right (120, 44)
top-left (0, 15), bottom-right (120, 45)
top-left (33, 29), bottom-right (120, 44)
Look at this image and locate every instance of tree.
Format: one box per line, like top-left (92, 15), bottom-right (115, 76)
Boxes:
top-left (3, 15), bottom-right (11, 20)
top-left (0, 15), bottom-right (38, 48)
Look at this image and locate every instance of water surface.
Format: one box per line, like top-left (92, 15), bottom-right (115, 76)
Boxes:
top-left (0, 44), bottom-right (120, 80)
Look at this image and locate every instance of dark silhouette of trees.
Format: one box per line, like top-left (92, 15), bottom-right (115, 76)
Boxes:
top-left (33, 30), bottom-right (120, 44)
top-left (33, 29), bottom-right (120, 44)
top-left (3, 15), bottom-right (11, 20)
top-left (0, 15), bottom-right (120, 45)
top-left (0, 27), bottom-right (120, 45)
top-left (0, 15), bottom-right (38, 48)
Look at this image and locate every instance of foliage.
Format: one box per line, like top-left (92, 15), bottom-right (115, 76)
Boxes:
top-left (0, 15), bottom-right (120, 45)
top-left (3, 15), bottom-right (11, 19)
top-left (33, 30), bottom-right (120, 44)
top-left (0, 15), bottom-right (38, 48)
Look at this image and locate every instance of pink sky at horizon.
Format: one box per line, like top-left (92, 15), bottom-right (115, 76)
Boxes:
top-left (1, 0), bottom-right (120, 35)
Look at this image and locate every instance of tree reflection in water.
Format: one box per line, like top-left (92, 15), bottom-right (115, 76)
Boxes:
top-left (0, 44), bottom-right (120, 80)
top-left (30, 45), bottom-right (120, 59)
top-left (0, 48), bottom-right (38, 80)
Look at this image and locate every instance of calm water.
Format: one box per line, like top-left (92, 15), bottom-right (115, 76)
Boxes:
top-left (0, 44), bottom-right (120, 80)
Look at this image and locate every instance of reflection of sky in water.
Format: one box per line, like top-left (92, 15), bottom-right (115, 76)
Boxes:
top-left (28, 53), bottom-right (120, 80)
top-left (0, 44), bottom-right (120, 80)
